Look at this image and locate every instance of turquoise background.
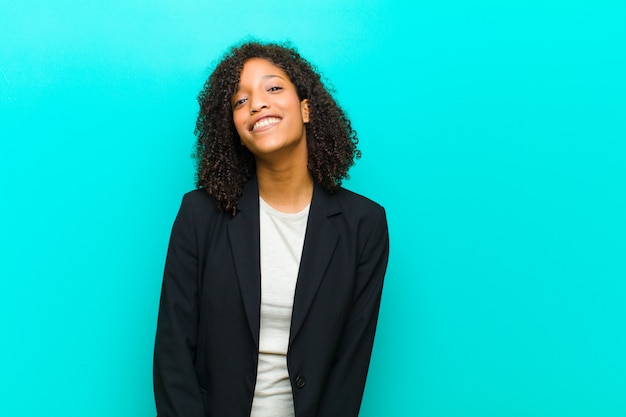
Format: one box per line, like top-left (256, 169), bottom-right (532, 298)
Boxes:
top-left (1, 1), bottom-right (625, 416)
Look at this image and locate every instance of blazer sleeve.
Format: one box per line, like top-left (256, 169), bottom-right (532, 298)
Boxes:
top-left (317, 205), bottom-right (390, 417)
top-left (154, 194), bottom-right (205, 417)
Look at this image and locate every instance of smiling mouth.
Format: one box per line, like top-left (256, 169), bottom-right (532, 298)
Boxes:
top-left (252, 117), bottom-right (281, 131)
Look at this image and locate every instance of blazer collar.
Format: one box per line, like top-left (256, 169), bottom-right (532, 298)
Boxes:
top-left (227, 177), bottom-right (262, 347)
top-left (290, 183), bottom-right (340, 344)
top-left (227, 178), bottom-right (342, 348)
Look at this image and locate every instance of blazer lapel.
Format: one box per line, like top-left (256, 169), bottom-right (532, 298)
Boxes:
top-left (228, 178), bottom-right (261, 348)
top-left (290, 183), bottom-right (341, 344)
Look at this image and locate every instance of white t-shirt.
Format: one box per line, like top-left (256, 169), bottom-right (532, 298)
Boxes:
top-left (250, 197), bottom-right (310, 417)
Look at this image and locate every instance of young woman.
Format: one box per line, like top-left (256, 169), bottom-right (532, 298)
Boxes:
top-left (154, 41), bottom-right (389, 417)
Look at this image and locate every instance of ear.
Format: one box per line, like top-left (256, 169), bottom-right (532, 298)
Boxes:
top-left (300, 99), bottom-right (310, 123)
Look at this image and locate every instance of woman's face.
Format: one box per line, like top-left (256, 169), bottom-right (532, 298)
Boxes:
top-left (231, 58), bottom-right (310, 163)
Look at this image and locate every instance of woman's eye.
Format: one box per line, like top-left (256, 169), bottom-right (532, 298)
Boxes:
top-left (233, 97), bottom-right (247, 107)
top-left (268, 86), bottom-right (283, 92)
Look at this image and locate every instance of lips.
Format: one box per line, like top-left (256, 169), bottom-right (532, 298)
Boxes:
top-left (251, 116), bottom-right (281, 132)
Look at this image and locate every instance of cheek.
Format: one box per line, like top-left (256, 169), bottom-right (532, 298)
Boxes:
top-left (232, 115), bottom-right (246, 137)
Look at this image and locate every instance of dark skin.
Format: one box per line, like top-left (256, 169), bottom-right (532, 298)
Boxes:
top-left (232, 58), bottom-right (312, 212)
top-left (194, 41), bottom-right (360, 215)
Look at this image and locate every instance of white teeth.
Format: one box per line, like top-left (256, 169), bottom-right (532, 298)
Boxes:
top-left (253, 117), bottom-right (280, 131)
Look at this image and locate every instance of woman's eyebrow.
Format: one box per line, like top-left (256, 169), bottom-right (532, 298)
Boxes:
top-left (261, 74), bottom-right (285, 80)
top-left (234, 74), bottom-right (286, 94)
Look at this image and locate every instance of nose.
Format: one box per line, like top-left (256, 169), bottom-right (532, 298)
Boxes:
top-left (249, 94), bottom-right (268, 114)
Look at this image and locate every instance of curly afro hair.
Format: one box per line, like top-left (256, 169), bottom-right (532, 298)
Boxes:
top-left (194, 41), bottom-right (360, 214)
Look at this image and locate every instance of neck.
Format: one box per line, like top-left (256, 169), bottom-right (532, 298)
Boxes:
top-left (256, 160), bottom-right (313, 213)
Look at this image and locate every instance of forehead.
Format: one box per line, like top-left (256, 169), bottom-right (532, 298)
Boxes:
top-left (238, 58), bottom-right (290, 82)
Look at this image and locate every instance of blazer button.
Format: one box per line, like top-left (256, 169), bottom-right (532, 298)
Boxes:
top-left (295, 375), bottom-right (306, 389)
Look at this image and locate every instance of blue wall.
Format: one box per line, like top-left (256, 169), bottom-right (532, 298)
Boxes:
top-left (1, 1), bottom-right (625, 416)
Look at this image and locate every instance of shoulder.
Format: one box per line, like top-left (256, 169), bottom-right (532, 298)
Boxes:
top-left (181, 188), bottom-right (216, 207)
top-left (329, 187), bottom-right (389, 259)
top-left (333, 187), bottom-right (386, 220)
top-left (315, 185), bottom-right (388, 240)
top-left (176, 188), bottom-right (227, 226)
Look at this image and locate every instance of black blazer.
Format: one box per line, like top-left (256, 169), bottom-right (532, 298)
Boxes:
top-left (154, 178), bottom-right (389, 417)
